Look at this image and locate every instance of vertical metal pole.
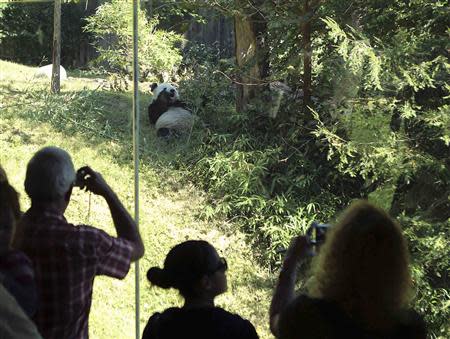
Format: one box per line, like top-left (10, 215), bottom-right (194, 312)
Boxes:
top-left (132, 1), bottom-right (140, 339)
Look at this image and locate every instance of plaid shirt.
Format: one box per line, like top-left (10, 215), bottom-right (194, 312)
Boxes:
top-left (20, 207), bottom-right (133, 339)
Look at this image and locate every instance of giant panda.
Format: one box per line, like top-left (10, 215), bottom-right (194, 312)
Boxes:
top-left (34, 64), bottom-right (68, 81)
top-left (148, 82), bottom-right (194, 138)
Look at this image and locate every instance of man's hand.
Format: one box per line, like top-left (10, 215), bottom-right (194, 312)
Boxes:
top-left (77, 166), bottom-right (114, 198)
top-left (284, 235), bottom-right (310, 264)
top-left (76, 166), bottom-right (144, 261)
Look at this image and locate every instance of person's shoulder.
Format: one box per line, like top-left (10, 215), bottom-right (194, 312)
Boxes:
top-left (69, 224), bottom-right (117, 246)
top-left (211, 307), bottom-right (259, 338)
top-left (211, 307), bottom-right (249, 321)
top-left (63, 224), bottom-right (102, 240)
top-left (145, 307), bottom-right (183, 324)
top-left (147, 307), bottom-right (258, 339)
top-left (158, 307), bottom-right (182, 317)
top-left (143, 311), bottom-right (163, 331)
top-left (55, 224), bottom-right (113, 256)
top-left (65, 225), bottom-right (132, 266)
top-left (157, 307), bottom-right (253, 329)
top-left (73, 225), bottom-right (130, 248)
top-left (279, 295), bottom-right (336, 338)
top-left (142, 308), bottom-right (180, 339)
top-left (395, 309), bottom-right (427, 338)
top-left (286, 294), bottom-right (333, 312)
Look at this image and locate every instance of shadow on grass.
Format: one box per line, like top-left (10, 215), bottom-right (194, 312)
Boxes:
top-left (0, 80), bottom-right (201, 192)
top-left (66, 69), bottom-right (107, 80)
top-left (1, 74), bottom-right (277, 298)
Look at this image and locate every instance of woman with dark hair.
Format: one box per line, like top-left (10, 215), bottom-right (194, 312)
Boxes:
top-left (143, 240), bottom-right (259, 339)
top-left (270, 200), bottom-right (426, 339)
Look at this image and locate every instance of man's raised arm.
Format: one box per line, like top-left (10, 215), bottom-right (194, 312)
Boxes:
top-left (80, 166), bottom-right (144, 261)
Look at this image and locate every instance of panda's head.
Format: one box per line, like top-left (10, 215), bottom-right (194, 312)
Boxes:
top-left (150, 82), bottom-right (180, 104)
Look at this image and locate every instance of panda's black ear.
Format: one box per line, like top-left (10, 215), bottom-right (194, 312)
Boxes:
top-left (150, 83), bottom-right (158, 92)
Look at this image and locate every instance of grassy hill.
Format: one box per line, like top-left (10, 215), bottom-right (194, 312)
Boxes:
top-left (0, 60), bottom-right (273, 339)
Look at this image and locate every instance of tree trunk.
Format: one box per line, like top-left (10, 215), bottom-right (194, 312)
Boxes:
top-left (234, 14), bottom-right (259, 112)
top-left (234, 3), bottom-right (269, 113)
top-left (302, 0), bottom-right (312, 112)
top-left (51, 0), bottom-right (61, 94)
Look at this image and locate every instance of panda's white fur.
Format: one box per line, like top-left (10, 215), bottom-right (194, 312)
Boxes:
top-left (148, 83), bottom-right (194, 138)
top-left (155, 107), bottom-right (194, 133)
top-left (152, 83), bottom-right (180, 102)
top-left (35, 64), bottom-right (68, 81)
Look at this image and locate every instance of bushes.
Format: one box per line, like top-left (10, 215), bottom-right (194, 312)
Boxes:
top-left (189, 139), bottom-right (320, 264)
top-left (173, 54), bottom-right (350, 262)
top-left (84, 0), bottom-right (183, 87)
top-left (187, 133), bottom-right (346, 264)
top-left (173, 3), bottom-right (449, 331)
top-left (0, 2), bottom-right (91, 67)
top-left (401, 216), bottom-right (450, 337)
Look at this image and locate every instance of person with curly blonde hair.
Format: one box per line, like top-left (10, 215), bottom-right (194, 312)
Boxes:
top-left (270, 200), bottom-right (426, 339)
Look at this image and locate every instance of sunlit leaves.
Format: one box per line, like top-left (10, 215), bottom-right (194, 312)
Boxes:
top-left (84, 0), bottom-right (183, 83)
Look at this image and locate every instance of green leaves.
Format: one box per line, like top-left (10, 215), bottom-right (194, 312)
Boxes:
top-left (322, 17), bottom-right (383, 91)
top-left (402, 216), bottom-right (450, 334)
top-left (84, 0), bottom-right (183, 83)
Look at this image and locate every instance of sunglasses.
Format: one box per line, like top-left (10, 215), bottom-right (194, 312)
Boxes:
top-left (208, 257), bottom-right (228, 274)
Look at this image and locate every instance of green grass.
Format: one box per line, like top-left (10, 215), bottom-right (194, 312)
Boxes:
top-left (0, 60), bottom-right (274, 339)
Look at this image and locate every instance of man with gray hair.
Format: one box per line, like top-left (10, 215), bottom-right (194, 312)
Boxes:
top-left (17, 146), bottom-right (144, 339)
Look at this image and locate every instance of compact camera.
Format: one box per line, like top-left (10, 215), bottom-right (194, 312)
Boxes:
top-left (276, 221), bottom-right (332, 255)
top-left (306, 221), bottom-right (331, 245)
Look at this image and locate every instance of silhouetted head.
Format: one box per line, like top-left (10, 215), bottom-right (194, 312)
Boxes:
top-left (307, 200), bottom-right (412, 319)
top-left (147, 240), bottom-right (228, 299)
top-left (25, 146), bottom-right (76, 204)
top-left (0, 165), bottom-right (21, 252)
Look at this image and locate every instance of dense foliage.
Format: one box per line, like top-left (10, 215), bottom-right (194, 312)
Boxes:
top-left (0, 2), bottom-right (91, 67)
top-left (166, 1), bottom-right (449, 336)
top-left (84, 0), bottom-right (183, 88)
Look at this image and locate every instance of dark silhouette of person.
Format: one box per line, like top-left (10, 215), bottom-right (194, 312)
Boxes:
top-left (0, 283), bottom-right (42, 339)
top-left (270, 200), bottom-right (427, 339)
top-left (0, 165), bottom-right (37, 318)
top-left (16, 146), bottom-right (144, 339)
top-left (143, 240), bottom-right (259, 339)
